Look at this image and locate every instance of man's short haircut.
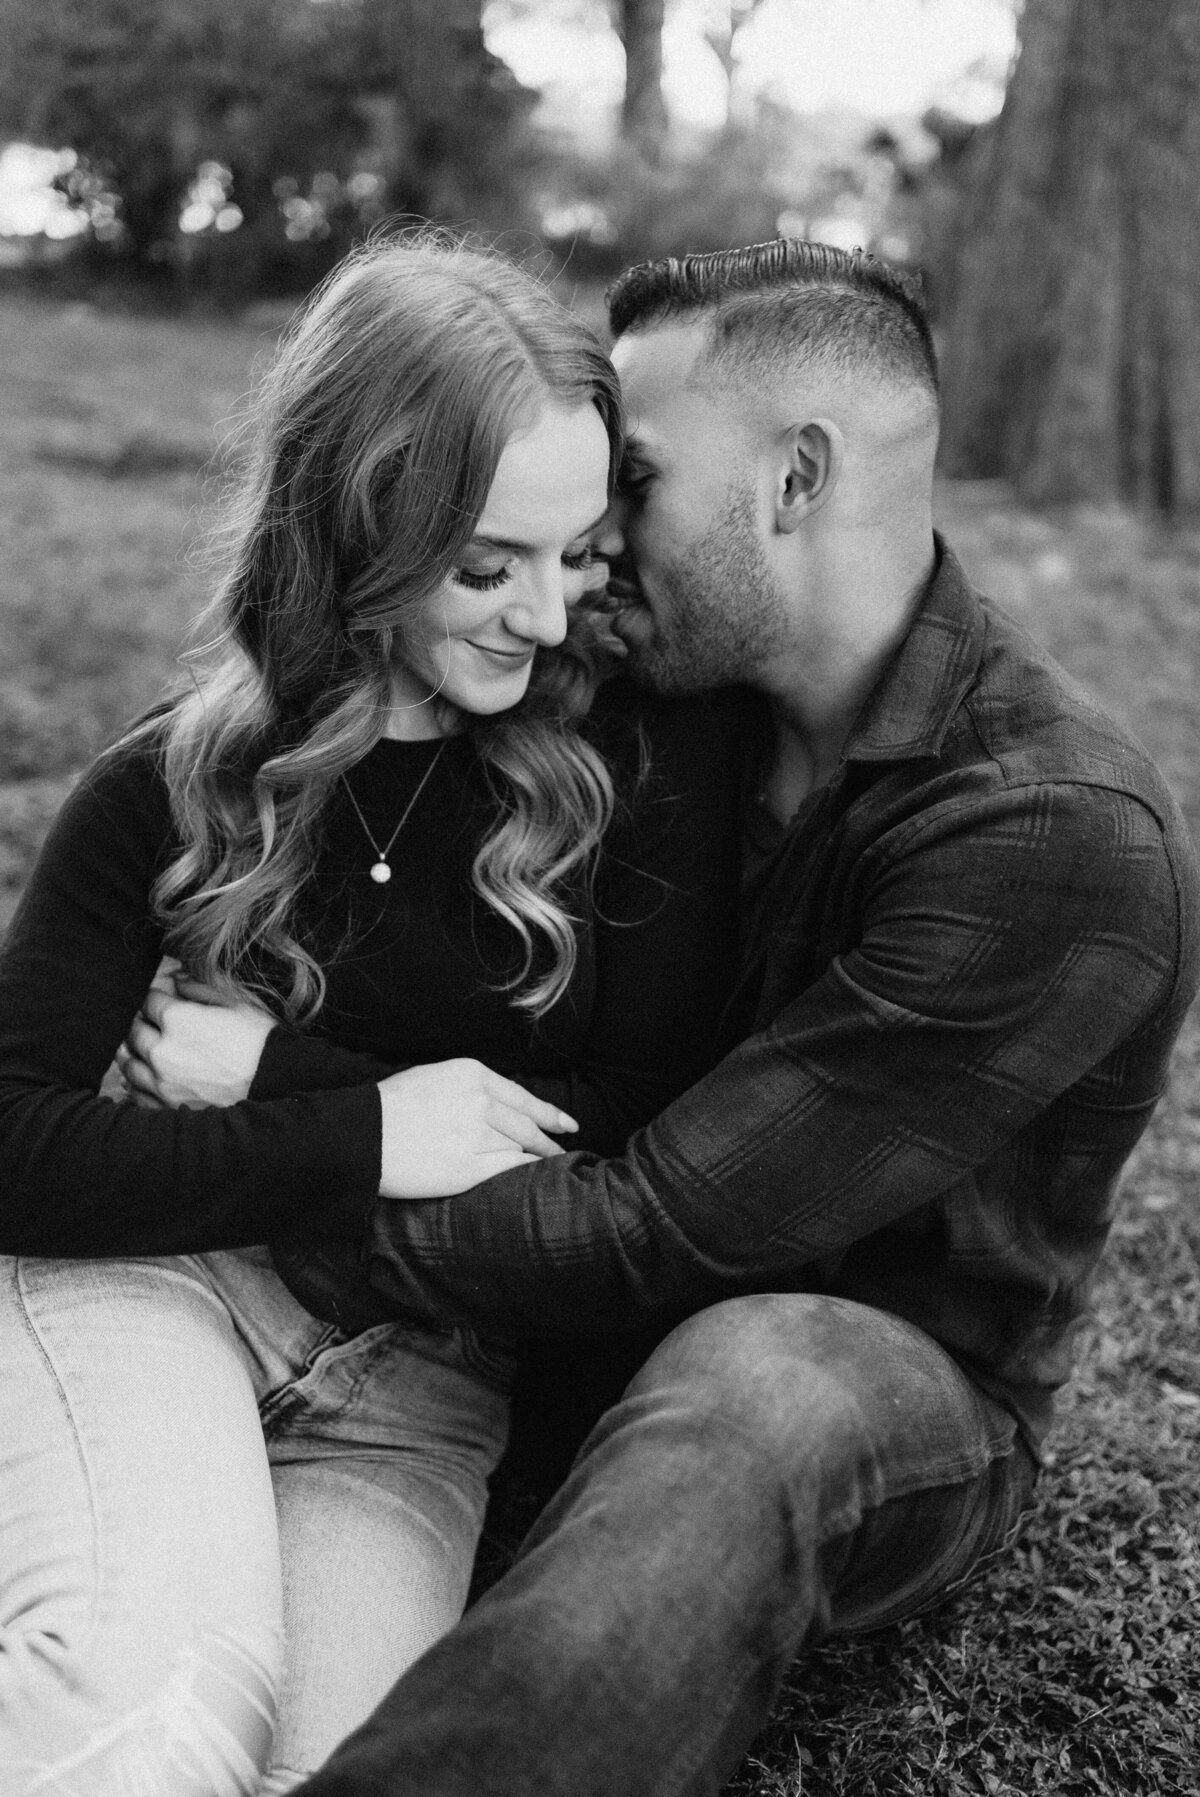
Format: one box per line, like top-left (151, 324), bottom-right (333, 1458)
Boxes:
top-left (607, 239), bottom-right (939, 404)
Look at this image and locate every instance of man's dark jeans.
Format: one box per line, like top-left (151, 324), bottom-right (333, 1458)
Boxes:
top-left (298, 1293), bottom-right (1037, 1797)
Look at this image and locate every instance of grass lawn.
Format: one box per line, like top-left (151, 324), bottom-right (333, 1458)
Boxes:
top-left (1, 292), bottom-right (1198, 1795)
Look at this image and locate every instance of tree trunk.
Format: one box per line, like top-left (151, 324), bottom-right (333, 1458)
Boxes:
top-left (938, 0), bottom-right (1200, 515)
top-left (702, 1), bottom-right (765, 130)
top-left (377, 0), bottom-right (533, 221)
top-left (618, 0), bottom-right (668, 162)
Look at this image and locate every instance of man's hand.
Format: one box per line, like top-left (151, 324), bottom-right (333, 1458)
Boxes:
top-left (377, 1059), bottom-right (578, 1199)
top-left (116, 959), bottom-right (275, 1110)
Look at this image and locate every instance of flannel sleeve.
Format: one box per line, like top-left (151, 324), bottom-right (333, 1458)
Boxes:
top-left (354, 779), bottom-right (1194, 1333)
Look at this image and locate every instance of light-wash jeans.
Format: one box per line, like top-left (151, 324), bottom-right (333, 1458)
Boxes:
top-left (0, 1247), bottom-right (511, 1796)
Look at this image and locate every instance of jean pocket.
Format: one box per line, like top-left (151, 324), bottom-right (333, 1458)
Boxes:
top-left (258, 1321), bottom-right (400, 1427)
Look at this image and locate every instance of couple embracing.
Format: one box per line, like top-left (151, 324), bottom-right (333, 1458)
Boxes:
top-left (0, 232), bottom-right (1195, 1796)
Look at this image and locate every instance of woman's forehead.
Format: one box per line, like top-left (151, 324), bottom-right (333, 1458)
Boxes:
top-left (478, 405), bottom-right (611, 545)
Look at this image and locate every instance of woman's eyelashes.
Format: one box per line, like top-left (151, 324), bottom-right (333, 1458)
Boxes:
top-left (455, 564), bottom-right (510, 592)
top-left (453, 545), bottom-right (598, 592)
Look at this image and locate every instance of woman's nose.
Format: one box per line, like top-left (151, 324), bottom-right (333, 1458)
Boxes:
top-left (507, 566), bottom-right (569, 645)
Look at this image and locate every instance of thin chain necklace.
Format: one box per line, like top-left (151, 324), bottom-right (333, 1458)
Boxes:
top-left (341, 738), bottom-right (447, 884)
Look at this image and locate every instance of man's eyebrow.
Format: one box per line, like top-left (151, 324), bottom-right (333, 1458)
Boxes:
top-left (468, 509), bottom-right (609, 553)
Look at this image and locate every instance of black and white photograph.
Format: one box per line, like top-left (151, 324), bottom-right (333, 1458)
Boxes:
top-left (1, 2), bottom-right (1197, 1792)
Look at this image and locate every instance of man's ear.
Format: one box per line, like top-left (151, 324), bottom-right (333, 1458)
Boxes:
top-left (775, 420), bottom-right (842, 533)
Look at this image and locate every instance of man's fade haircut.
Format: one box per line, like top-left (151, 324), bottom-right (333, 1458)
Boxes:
top-left (607, 238), bottom-right (939, 406)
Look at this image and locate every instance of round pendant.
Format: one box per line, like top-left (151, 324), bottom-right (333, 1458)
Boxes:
top-left (370, 861), bottom-right (392, 884)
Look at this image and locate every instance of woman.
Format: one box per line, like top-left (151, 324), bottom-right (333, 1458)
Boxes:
top-left (0, 235), bottom-right (742, 1793)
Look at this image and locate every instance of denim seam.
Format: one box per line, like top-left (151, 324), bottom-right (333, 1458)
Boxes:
top-left (821, 1443), bottom-right (1033, 1633)
top-left (814, 1430), bottom-right (1019, 1550)
top-left (682, 1374), bottom-right (1016, 1549)
top-left (256, 1325), bottom-right (354, 1427)
top-left (12, 1260), bottom-right (105, 1659)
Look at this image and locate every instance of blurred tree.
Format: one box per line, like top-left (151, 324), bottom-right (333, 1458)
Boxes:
top-left (0, 0), bottom-right (373, 280)
top-left (701, 0), bottom-right (767, 129)
top-left (0, 0), bottom-right (536, 292)
top-left (362, 0), bottom-right (538, 224)
top-left (617, 0), bottom-right (667, 162)
top-left (939, 0), bottom-right (1200, 515)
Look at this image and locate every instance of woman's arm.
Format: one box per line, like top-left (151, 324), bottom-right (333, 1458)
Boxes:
top-left (0, 745), bottom-right (567, 1253)
top-left (0, 744), bottom-right (382, 1254)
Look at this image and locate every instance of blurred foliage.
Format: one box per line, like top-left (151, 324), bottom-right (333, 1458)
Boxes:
top-left (0, 0), bottom-right (995, 334)
top-left (0, 0), bottom-right (540, 297)
top-left (0, 0), bottom-right (974, 306)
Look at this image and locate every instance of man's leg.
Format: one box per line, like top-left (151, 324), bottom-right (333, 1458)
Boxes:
top-left (298, 1294), bottom-right (1036, 1797)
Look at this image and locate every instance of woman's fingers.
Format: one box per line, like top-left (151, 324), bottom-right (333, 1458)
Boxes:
top-left (480, 1070), bottom-right (577, 1136)
top-left (172, 973), bottom-right (261, 1009)
top-left (139, 986), bottom-right (172, 1029)
top-left (147, 955), bottom-right (182, 996)
top-left (116, 1043), bottom-right (161, 1101)
top-left (126, 1014), bottom-right (161, 1063)
top-left (376, 1060), bottom-right (576, 1199)
top-left (172, 975), bottom-right (221, 1004)
top-left (484, 1101), bottom-right (566, 1159)
top-left (132, 1017), bottom-right (160, 1051)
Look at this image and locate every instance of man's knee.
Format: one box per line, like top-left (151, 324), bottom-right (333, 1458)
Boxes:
top-left (619, 1293), bottom-right (1012, 1517)
top-left (567, 1295), bottom-right (1027, 1647)
top-left (627, 1294), bottom-right (896, 1450)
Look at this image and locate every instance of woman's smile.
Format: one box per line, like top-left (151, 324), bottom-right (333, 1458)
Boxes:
top-left (465, 639), bottom-right (537, 666)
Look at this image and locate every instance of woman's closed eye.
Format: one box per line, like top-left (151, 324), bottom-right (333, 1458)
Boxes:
top-left (455, 563), bottom-right (511, 592)
top-left (454, 545), bottom-right (598, 592)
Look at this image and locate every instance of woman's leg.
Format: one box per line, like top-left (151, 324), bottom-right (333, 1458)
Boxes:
top-left (264, 1451), bottom-right (487, 1792)
top-left (0, 1255), bottom-right (284, 1796)
top-left (198, 1250), bottom-right (512, 1790)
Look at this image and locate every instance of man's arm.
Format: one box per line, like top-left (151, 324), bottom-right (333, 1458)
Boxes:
top-left (355, 780), bottom-right (1198, 1334)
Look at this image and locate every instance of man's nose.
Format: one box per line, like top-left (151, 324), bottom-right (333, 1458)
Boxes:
top-left (595, 499), bottom-right (640, 583)
top-left (594, 499), bottom-right (628, 562)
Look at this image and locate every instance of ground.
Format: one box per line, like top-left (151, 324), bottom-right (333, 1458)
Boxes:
top-left (1, 293), bottom-right (1197, 1796)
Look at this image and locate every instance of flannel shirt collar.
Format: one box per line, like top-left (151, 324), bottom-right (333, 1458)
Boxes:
top-left (843, 535), bottom-right (986, 765)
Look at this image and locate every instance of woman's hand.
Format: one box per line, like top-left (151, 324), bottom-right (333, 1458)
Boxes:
top-left (116, 958), bottom-right (275, 1110)
top-left (377, 1059), bottom-right (578, 1199)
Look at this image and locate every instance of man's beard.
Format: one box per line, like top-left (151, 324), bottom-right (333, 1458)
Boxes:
top-left (630, 487), bottom-right (788, 694)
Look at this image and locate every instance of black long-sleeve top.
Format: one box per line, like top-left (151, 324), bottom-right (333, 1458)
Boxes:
top-left (0, 679), bottom-right (744, 1258)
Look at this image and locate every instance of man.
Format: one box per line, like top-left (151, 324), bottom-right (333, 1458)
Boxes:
top-left (297, 241), bottom-right (1199, 1795)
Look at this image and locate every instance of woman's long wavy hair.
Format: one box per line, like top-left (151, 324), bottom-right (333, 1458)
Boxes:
top-left (127, 232), bottom-right (625, 1022)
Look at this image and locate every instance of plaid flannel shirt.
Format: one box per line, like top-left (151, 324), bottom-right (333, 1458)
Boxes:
top-left (330, 539), bottom-right (1199, 1451)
